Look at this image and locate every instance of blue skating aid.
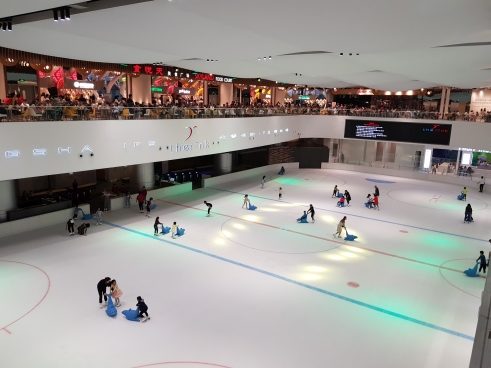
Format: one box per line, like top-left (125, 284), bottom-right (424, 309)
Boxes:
top-left (248, 204), bottom-right (257, 211)
top-left (161, 226), bottom-right (171, 234)
top-left (344, 234), bottom-right (358, 241)
top-left (457, 194), bottom-right (465, 200)
top-left (122, 308), bottom-right (140, 322)
top-left (464, 263), bottom-right (479, 277)
top-left (297, 217), bottom-right (308, 223)
top-left (337, 201), bottom-right (345, 207)
top-left (176, 228), bottom-right (185, 236)
top-left (105, 295), bottom-right (117, 317)
top-left (82, 213), bottom-right (93, 220)
top-left (336, 192), bottom-right (344, 198)
top-left (150, 203), bottom-right (157, 210)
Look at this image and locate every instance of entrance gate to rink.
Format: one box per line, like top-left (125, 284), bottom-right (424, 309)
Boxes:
top-left (470, 270), bottom-right (491, 367)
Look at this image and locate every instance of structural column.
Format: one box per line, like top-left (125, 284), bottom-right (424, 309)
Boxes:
top-left (215, 153), bottom-right (232, 174)
top-left (137, 163), bottom-right (155, 190)
top-left (0, 180), bottom-right (16, 222)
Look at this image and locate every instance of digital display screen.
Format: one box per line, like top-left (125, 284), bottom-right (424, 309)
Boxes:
top-left (344, 119), bottom-right (452, 145)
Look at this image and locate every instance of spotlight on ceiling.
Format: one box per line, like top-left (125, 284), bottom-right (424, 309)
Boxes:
top-left (384, 91), bottom-right (392, 95)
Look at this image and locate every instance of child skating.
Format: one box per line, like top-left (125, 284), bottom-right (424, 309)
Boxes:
top-left (278, 187), bottom-right (283, 200)
top-left (261, 175), bottom-right (266, 188)
top-left (145, 197), bottom-right (154, 217)
top-left (333, 216), bottom-right (347, 238)
top-left (66, 217), bottom-right (75, 235)
top-left (136, 296), bottom-right (150, 322)
top-left (95, 208), bottom-right (103, 225)
top-left (242, 194), bottom-right (250, 209)
top-left (477, 251), bottom-right (488, 274)
top-left (171, 221), bottom-right (178, 239)
top-left (154, 217), bottom-right (163, 235)
top-left (110, 279), bottom-right (123, 307)
top-left (204, 201), bottom-right (213, 216)
top-left (332, 185), bottom-right (339, 198)
top-left (462, 187), bottom-right (468, 201)
top-left (344, 190), bottom-right (351, 206)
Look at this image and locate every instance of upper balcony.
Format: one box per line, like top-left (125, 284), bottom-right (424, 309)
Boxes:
top-left (1, 105), bottom-right (491, 123)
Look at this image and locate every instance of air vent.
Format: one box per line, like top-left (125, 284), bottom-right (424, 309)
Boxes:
top-left (278, 51), bottom-right (332, 56)
top-left (367, 70), bottom-right (383, 73)
top-left (181, 58), bottom-right (205, 61)
top-left (435, 42), bottom-right (491, 48)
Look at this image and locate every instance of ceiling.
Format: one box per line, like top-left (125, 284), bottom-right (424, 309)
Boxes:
top-left (1, 0), bottom-right (491, 90)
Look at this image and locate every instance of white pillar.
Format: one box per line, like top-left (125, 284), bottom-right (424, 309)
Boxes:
top-left (439, 87), bottom-right (448, 118)
top-left (215, 153), bottom-right (232, 174)
top-left (0, 180), bottom-right (16, 221)
top-left (137, 163), bottom-right (155, 190)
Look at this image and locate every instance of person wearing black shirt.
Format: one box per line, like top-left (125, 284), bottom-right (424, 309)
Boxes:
top-left (477, 251), bottom-right (488, 274)
top-left (307, 204), bottom-right (315, 222)
top-left (154, 217), bottom-right (162, 236)
top-left (67, 217), bottom-right (75, 235)
top-left (136, 296), bottom-right (150, 322)
top-left (204, 201), bottom-right (213, 216)
top-left (97, 277), bottom-right (112, 306)
top-left (374, 185), bottom-right (380, 197)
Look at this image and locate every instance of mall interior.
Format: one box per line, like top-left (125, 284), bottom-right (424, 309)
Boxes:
top-left (1, 1), bottom-right (491, 367)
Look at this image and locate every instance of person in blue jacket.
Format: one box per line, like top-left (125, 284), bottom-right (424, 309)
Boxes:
top-left (477, 251), bottom-right (488, 274)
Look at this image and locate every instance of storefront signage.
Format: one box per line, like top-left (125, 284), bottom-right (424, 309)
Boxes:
top-left (298, 95), bottom-right (310, 100)
top-left (178, 88), bottom-right (191, 95)
top-left (195, 73), bottom-right (214, 81)
top-left (214, 76), bottom-right (233, 83)
top-left (132, 64), bottom-right (165, 76)
top-left (151, 87), bottom-right (164, 92)
top-left (194, 73), bottom-right (233, 83)
top-left (73, 81), bottom-right (95, 89)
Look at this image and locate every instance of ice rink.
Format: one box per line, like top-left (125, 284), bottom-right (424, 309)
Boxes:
top-left (1, 168), bottom-right (489, 368)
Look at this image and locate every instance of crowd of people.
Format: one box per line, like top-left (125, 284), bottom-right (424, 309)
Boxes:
top-left (1, 91), bottom-right (490, 122)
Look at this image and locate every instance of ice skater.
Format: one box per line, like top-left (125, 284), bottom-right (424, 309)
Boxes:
top-left (171, 221), bottom-right (178, 239)
top-left (477, 251), bottom-right (488, 274)
top-left (333, 216), bottom-right (347, 238)
top-left (373, 195), bottom-right (379, 210)
top-left (154, 217), bottom-right (163, 235)
top-left (332, 185), bottom-right (339, 198)
top-left (124, 191), bottom-right (131, 208)
top-left (95, 208), bottom-right (103, 225)
top-left (136, 192), bottom-right (145, 213)
top-left (344, 190), bottom-right (351, 206)
top-left (66, 217), bottom-right (75, 235)
top-left (204, 201), bottom-right (213, 216)
top-left (136, 296), bottom-right (150, 322)
top-left (374, 185), bottom-right (380, 197)
top-left (145, 197), bottom-right (154, 218)
top-left (479, 176), bottom-right (485, 192)
top-left (278, 187), bottom-right (283, 200)
top-left (337, 195), bottom-right (346, 207)
top-left (365, 194), bottom-right (374, 208)
top-left (261, 175), bottom-right (266, 188)
top-left (462, 186), bottom-right (468, 201)
top-left (110, 279), bottom-right (123, 307)
top-left (307, 204), bottom-right (315, 222)
top-left (464, 204), bottom-right (473, 223)
top-left (97, 277), bottom-right (112, 308)
top-left (242, 194), bottom-right (250, 209)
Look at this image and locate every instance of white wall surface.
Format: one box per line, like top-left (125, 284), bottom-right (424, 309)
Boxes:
top-left (0, 204), bottom-right (89, 239)
top-left (1, 115), bottom-right (491, 181)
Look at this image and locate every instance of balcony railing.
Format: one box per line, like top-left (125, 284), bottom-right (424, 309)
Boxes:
top-left (0, 105), bottom-right (490, 123)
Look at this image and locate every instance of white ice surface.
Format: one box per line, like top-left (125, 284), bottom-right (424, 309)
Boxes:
top-left (0, 169), bottom-right (489, 368)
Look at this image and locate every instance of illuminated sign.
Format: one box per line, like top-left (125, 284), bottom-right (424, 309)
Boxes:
top-left (344, 119), bottom-right (452, 145)
top-left (298, 95), bottom-right (310, 100)
top-left (80, 145), bottom-right (93, 154)
top-left (214, 76), bottom-right (233, 83)
top-left (5, 150), bottom-right (20, 158)
top-left (195, 73), bottom-right (214, 81)
top-left (33, 148), bottom-right (48, 156)
top-left (178, 88), bottom-right (191, 95)
top-left (132, 65), bottom-right (165, 76)
top-left (73, 81), bottom-right (95, 89)
top-left (151, 87), bottom-right (163, 92)
top-left (57, 147), bottom-right (71, 154)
